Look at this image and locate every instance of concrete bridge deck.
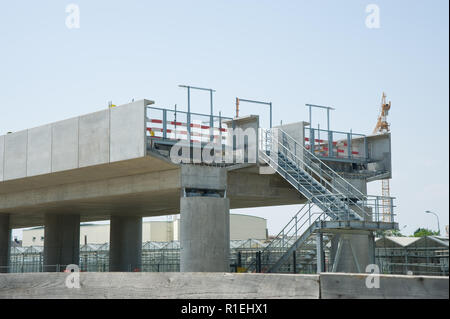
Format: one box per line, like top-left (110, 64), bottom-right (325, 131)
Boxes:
top-left (0, 100), bottom-right (302, 229)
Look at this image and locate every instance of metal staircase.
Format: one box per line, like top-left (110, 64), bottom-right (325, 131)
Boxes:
top-left (260, 128), bottom-right (372, 221)
top-left (246, 128), bottom-right (395, 273)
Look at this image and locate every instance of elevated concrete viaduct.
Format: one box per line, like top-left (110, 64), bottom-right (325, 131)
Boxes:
top-left (0, 98), bottom-right (395, 273)
top-left (0, 100), bottom-right (304, 272)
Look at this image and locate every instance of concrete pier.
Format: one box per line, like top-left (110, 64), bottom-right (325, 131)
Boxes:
top-left (0, 214), bottom-right (10, 273)
top-left (109, 215), bottom-right (142, 272)
top-left (330, 232), bottom-right (374, 273)
top-left (43, 214), bottom-right (80, 272)
top-left (180, 197), bottom-right (230, 272)
top-left (180, 165), bottom-right (230, 272)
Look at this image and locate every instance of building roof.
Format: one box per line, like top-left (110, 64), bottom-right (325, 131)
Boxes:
top-left (376, 236), bottom-right (449, 248)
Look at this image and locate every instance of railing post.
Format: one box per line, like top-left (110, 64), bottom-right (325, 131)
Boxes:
top-left (328, 130), bottom-right (333, 157)
top-left (364, 136), bottom-right (369, 160)
top-left (162, 109), bottom-right (167, 139)
top-left (219, 111), bottom-right (222, 148)
top-left (316, 232), bottom-right (324, 273)
top-left (293, 251), bottom-right (297, 274)
top-left (187, 87), bottom-right (191, 142)
top-left (347, 132), bottom-right (352, 159)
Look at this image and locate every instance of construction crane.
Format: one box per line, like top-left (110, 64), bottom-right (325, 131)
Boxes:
top-left (373, 92), bottom-right (392, 222)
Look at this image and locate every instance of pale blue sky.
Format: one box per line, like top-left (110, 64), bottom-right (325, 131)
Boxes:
top-left (1, 0), bottom-right (448, 237)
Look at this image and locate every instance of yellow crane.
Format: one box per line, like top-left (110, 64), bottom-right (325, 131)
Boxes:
top-left (373, 92), bottom-right (392, 222)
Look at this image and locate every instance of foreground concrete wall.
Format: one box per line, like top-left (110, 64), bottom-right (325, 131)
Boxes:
top-left (0, 273), bottom-right (447, 299)
top-left (320, 273), bottom-right (448, 299)
top-left (0, 99), bottom-right (151, 183)
top-left (0, 273), bottom-right (320, 299)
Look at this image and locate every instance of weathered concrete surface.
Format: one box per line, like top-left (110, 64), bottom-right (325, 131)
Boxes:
top-left (109, 215), bottom-right (142, 272)
top-left (0, 273), bottom-right (320, 299)
top-left (180, 197), bottom-right (230, 272)
top-left (43, 214), bottom-right (80, 272)
top-left (0, 99), bottom-right (152, 183)
top-left (0, 162), bottom-right (303, 229)
top-left (0, 214), bottom-right (10, 273)
top-left (181, 165), bottom-right (227, 191)
top-left (320, 273), bottom-right (449, 299)
top-left (0, 272), bottom-right (447, 299)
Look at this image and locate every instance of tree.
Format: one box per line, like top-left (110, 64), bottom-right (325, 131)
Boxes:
top-left (376, 229), bottom-right (404, 237)
top-left (412, 228), bottom-right (439, 237)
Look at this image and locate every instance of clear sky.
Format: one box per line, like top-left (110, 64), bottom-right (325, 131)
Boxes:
top-left (1, 0), bottom-right (448, 238)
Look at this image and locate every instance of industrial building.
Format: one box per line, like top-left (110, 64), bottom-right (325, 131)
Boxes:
top-left (21, 214), bottom-right (268, 246)
top-left (0, 95), bottom-right (397, 274)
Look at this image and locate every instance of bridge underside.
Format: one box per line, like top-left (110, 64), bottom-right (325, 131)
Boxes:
top-left (0, 155), bottom-right (304, 229)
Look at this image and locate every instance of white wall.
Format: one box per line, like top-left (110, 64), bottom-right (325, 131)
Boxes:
top-left (21, 214), bottom-right (267, 246)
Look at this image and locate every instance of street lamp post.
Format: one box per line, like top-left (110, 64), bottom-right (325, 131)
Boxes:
top-left (425, 210), bottom-right (440, 235)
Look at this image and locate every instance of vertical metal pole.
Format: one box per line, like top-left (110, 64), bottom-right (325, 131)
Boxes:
top-left (187, 86), bottom-right (191, 140)
top-left (163, 109), bottom-right (167, 139)
top-left (316, 233), bottom-right (325, 273)
top-left (174, 104), bottom-right (177, 139)
top-left (270, 102), bottom-right (272, 128)
top-left (219, 111), bottom-right (222, 152)
top-left (293, 251), bottom-right (297, 274)
top-left (309, 105), bottom-right (313, 154)
top-left (237, 251), bottom-right (242, 269)
top-left (368, 233), bottom-right (376, 265)
top-left (347, 132), bottom-right (352, 159)
top-left (327, 108), bottom-right (330, 131)
top-left (328, 130), bottom-right (333, 158)
top-left (256, 251), bottom-right (261, 273)
top-left (210, 90), bottom-right (214, 142)
top-left (364, 136), bottom-right (368, 160)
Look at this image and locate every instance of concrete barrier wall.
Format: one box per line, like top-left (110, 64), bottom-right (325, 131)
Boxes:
top-left (0, 272), bottom-right (447, 299)
top-left (0, 273), bottom-right (320, 299)
top-left (0, 100), bottom-right (149, 182)
top-left (320, 273), bottom-right (449, 299)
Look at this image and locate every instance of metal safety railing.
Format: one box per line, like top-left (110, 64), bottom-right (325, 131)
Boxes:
top-left (146, 106), bottom-right (233, 145)
top-left (304, 127), bottom-right (368, 161)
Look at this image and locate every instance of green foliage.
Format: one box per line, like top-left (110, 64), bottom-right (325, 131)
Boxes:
top-left (376, 229), bottom-right (404, 237)
top-left (412, 228), bottom-right (439, 237)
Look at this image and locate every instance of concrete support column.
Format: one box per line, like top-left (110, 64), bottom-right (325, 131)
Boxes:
top-left (109, 215), bottom-right (142, 272)
top-left (180, 197), bottom-right (230, 272)
top-left (0, 214), bottom-right (11, 273)
top-left (44, 214), bottom-right (80, 272)
top-left (316, 232), bottom-right (325, 273)
top-left (180, 165), bottom-right (229, 272)
top-left (330, 232), bottom-right (372, 273)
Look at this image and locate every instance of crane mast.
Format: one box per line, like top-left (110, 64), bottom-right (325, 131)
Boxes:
top-left (373, 92), bottom-right (392, 222)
